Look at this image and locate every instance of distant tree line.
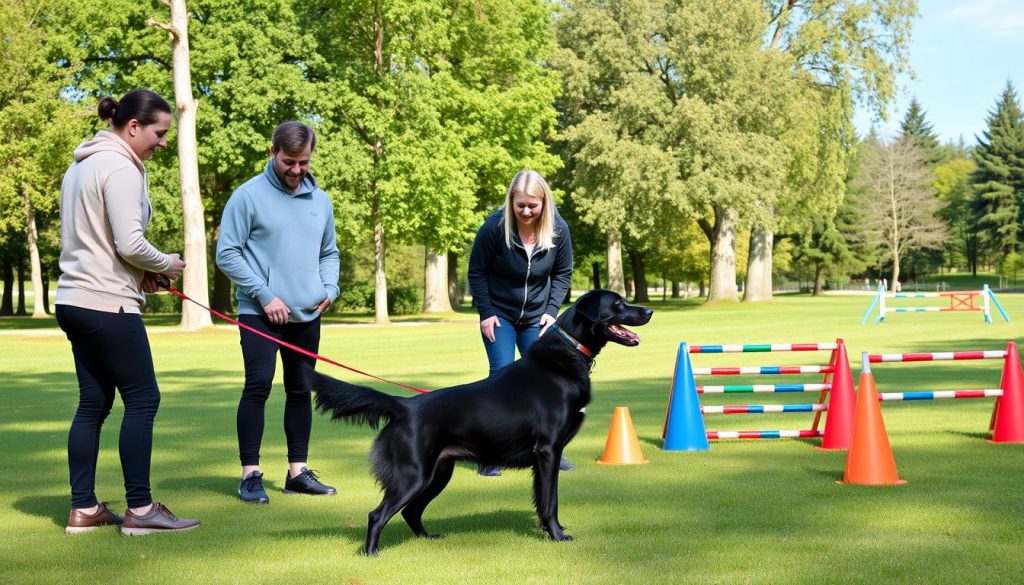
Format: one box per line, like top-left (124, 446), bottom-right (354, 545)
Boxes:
top-left (4, 0), bottom-right (1019, 322)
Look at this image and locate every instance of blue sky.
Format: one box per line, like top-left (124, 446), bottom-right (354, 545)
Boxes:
top-left (854, 0), bottom-right (1024, 144)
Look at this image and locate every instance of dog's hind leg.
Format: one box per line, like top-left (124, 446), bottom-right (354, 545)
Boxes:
top-left (365, 481), bottom-right (424, 556)
top-left (401, 456), bottom-right (455, 539)
top-left (532, 446), bottom-right (571, 542)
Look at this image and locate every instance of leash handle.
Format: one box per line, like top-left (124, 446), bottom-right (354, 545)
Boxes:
top-left (155, 281), bottom-right (431, 394)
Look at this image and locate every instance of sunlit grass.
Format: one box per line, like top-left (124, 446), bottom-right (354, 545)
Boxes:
top-left (1, 293), bottom-right (1023, 584)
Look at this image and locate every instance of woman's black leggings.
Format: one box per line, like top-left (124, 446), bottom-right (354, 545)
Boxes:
top-left (236, 314), bottom-right (320, 467)
top-left (56, 305), bottom-right (160, 509)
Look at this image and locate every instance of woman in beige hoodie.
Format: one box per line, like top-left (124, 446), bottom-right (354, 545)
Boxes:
top-left (56, 89), bottom-right (198, 535)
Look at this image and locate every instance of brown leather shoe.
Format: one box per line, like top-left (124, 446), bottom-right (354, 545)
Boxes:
top-left (121, 502), bottom-right (200, 536)
top-left (65, 502), bottom-right (123, 534)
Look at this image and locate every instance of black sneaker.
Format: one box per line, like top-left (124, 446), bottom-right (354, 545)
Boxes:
top-left (239, 471), bottom-right (269, 504)
top-left (559, 456), bottom-right (576, 472)
top-left (477, 465), bottom-right (501, 477)
top-left (283, 467), bottom-right (336, 496)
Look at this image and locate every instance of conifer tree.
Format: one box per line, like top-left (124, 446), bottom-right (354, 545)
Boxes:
top-left (900, 97), bottom-right (944, 165)
top-left (970, 81), bottom-right (1024, 262)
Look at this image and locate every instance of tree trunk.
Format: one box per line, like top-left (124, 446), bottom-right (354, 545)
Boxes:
top-left (744, 226), bottom-right (774, 302)
top-left (24, 194), bottom-right (46, 317)
top-left (149, 0), bottom-right (212, 330)
top-left (422, 247), bottom-right (452, 312)
top-left (628, 249), bottom-right (649, 302)
top-left (890, 251), bottom-right (900, 293)
top-left (813, 264), bottom-right (824, 296)
top-left (212, 265), bottom-right (233, 314)
top-left (16, 259), bottom-right (27, 315)
top-left (447, 251), bottom-right (460, 307)
top-left (1, 259), bottom-right (13, 315)
top-left (591, 261), bottom-right (601, 290)
top-left (42, 274), bottom-right (50, 314)
top-left (606, 229), bottom-right (626, 296)
top-left (700, 205), bottom-right (739, 302)
top-left (671, 281), bottom-right (680, 298)
top-left (372, 193), bottom-right (389, 324)
top-left (699, 280), bottom-right (706, 297)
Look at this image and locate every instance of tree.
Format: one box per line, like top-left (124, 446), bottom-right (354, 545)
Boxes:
top-left (900, 97), bottom-right (944, 165)
top-left (933, 157), bottom-right (977, 273)
top-left (854, 137), bottom-right (947, 290)
top-left (148, 0), bottom-right (212, 329)
top-left (970, 81), bottom-right (1024, 263)
top-left (0, 0), bottom-right (86, 317)
top-left (745, 0), bottom-right (918, 302)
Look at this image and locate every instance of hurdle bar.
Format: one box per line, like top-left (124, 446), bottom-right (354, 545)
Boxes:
top-left (861, 283), bottom-right (1009, 324)
top-left (682, 341), bottom-right (842, 441)
top-left (877, 389), bottom-right (1002, 401)
top-left (869, 350), bottom-right (1006, 363)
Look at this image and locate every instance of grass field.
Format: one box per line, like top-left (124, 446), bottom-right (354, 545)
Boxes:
top-left (2, 293), bottom-right (1023, 584)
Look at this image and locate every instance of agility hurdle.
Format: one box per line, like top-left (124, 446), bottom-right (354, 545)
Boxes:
top-left (866, 343), bottom-right (1024, 443)
top-left (861, 283), bottom-right (1009, 324)
top-left (662, 340), bottom-right (856, 451)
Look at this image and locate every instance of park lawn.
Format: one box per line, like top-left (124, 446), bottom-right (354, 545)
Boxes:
top-left (1, 293), bottom-right (1023, 585)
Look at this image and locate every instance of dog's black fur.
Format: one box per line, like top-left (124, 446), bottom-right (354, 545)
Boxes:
top-left (304, 289), bottom-right (653, 555)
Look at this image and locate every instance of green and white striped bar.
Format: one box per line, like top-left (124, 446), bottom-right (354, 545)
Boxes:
top-left (697, 383), bottom-right (831, 394)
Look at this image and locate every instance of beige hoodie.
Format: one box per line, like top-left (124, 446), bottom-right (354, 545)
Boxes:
top-left (56, 130), bottom-right (172, 314)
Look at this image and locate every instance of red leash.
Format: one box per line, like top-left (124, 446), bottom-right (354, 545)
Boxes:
top-left (160, 283), bottom-right (431, 394)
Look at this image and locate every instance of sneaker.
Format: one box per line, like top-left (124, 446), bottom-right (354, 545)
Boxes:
top-left (283, 467), bottom-right (336, 495)
top-left (559, 456), bottom-right (576, 472)
top-left (239, 471), bottom-right (269, 504)
top-left (65, 502), bottom-right (123, 534)
top-left (121, 503), bottom-right (200, 536)
top-left (477, 465), bottom-right (501, 477)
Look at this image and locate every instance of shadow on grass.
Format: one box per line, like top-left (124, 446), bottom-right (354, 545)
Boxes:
top-left (13, 494), bottom-right (68, 528)
top-left (157, 474), bottom-right (242, 497)
top-left (272, 508), bottom-right (540, 554)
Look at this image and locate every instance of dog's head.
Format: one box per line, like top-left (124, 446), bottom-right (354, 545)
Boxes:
top-left (558, 290), bottom-right (653, 351)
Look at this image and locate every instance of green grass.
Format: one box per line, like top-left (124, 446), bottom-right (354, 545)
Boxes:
top-left (2, 294), bottom-right (1023, 584)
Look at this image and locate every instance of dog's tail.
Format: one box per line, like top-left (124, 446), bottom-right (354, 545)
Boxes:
top-left (301, 364), bottom-right (405, 429)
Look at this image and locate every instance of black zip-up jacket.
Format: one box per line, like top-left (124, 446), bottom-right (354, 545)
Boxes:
top-left (468, 209), bottom-right (574, 325)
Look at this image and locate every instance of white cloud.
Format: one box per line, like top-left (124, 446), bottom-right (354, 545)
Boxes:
top-left (937, 0), bottom-right (1024, 40)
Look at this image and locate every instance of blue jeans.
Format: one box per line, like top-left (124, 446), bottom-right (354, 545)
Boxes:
top-left (482, 315), bottom-right (540, 376)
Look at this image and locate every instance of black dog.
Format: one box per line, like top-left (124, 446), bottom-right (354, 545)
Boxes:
top-left (305, 289), bottom-right (653, 555)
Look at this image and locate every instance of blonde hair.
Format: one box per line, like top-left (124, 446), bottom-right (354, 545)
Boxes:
top-left (503, 170), bottom-right (557, 250)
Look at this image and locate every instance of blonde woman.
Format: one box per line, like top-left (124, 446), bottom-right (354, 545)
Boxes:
top-left (467, 170), bottom-right (574, 476)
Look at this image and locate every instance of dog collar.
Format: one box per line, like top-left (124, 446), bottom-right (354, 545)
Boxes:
top-left (548, 324), bottom-right (595, 359)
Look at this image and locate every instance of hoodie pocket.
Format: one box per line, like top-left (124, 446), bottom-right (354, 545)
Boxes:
top-left (267, 265), bottom-right (328, 312)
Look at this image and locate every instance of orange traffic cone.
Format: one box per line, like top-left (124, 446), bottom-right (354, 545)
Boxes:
top-left (839, 354), bottom-right (905, 485)
top-left (818, 339), bottom-right (856, 450)
top-left (597, 407), bottom-right (650, 465)
top-left (991, 342), bottom-right (1024, 443)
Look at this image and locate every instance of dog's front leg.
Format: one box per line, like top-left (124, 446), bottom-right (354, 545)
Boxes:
top-left (532, 446), bottom-right (572, 541)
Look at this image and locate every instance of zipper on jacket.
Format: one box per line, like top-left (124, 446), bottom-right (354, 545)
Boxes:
top-left (517, 240), bottom-right (538, 322)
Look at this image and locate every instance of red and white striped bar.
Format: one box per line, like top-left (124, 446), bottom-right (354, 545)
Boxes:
top-left (707, 429), bottom-right (824, 440)
top-left (701, 403), bottom-right (828, 414)
top-left (697, 383), bottom-right (831, 394)
top-left (692, 365), bottom-right (834, 376)
top-left (877, 389), bottom-right (1002, 401)
top-left (868, 350), bottom-right (1006, 363)
top-left (689, 342), bottom-right (837, 353)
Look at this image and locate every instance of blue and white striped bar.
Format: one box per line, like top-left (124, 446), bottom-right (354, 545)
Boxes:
top-left (878, 389), bottom-right (1002, 401)
top-left (887, 307), bottom-right (943, 312)
top-left (701, 403), bottom-right (828, 414)
top-left (697, 383), bottom-right (832, 394)
top-left (893, 292), bottom-right (942, 298)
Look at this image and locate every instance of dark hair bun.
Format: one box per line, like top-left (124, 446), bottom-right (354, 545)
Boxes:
top-left (97, 97), bottom-right (119, 121)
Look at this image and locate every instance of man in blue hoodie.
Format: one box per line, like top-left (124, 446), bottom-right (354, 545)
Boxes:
top-left (216, 121), bottom-right (340, 504)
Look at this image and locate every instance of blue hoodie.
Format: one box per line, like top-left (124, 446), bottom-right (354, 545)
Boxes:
top-left (216, 160), bottom-right (340, 322)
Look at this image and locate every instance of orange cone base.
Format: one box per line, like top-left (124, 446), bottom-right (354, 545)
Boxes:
top-left (597, 406), bottom-right (651, 465)
top-left (837, 478), bottom-right (906, 486)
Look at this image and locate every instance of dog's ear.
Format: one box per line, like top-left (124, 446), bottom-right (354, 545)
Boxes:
top-left (574, 291), bottom-right (603, 323)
